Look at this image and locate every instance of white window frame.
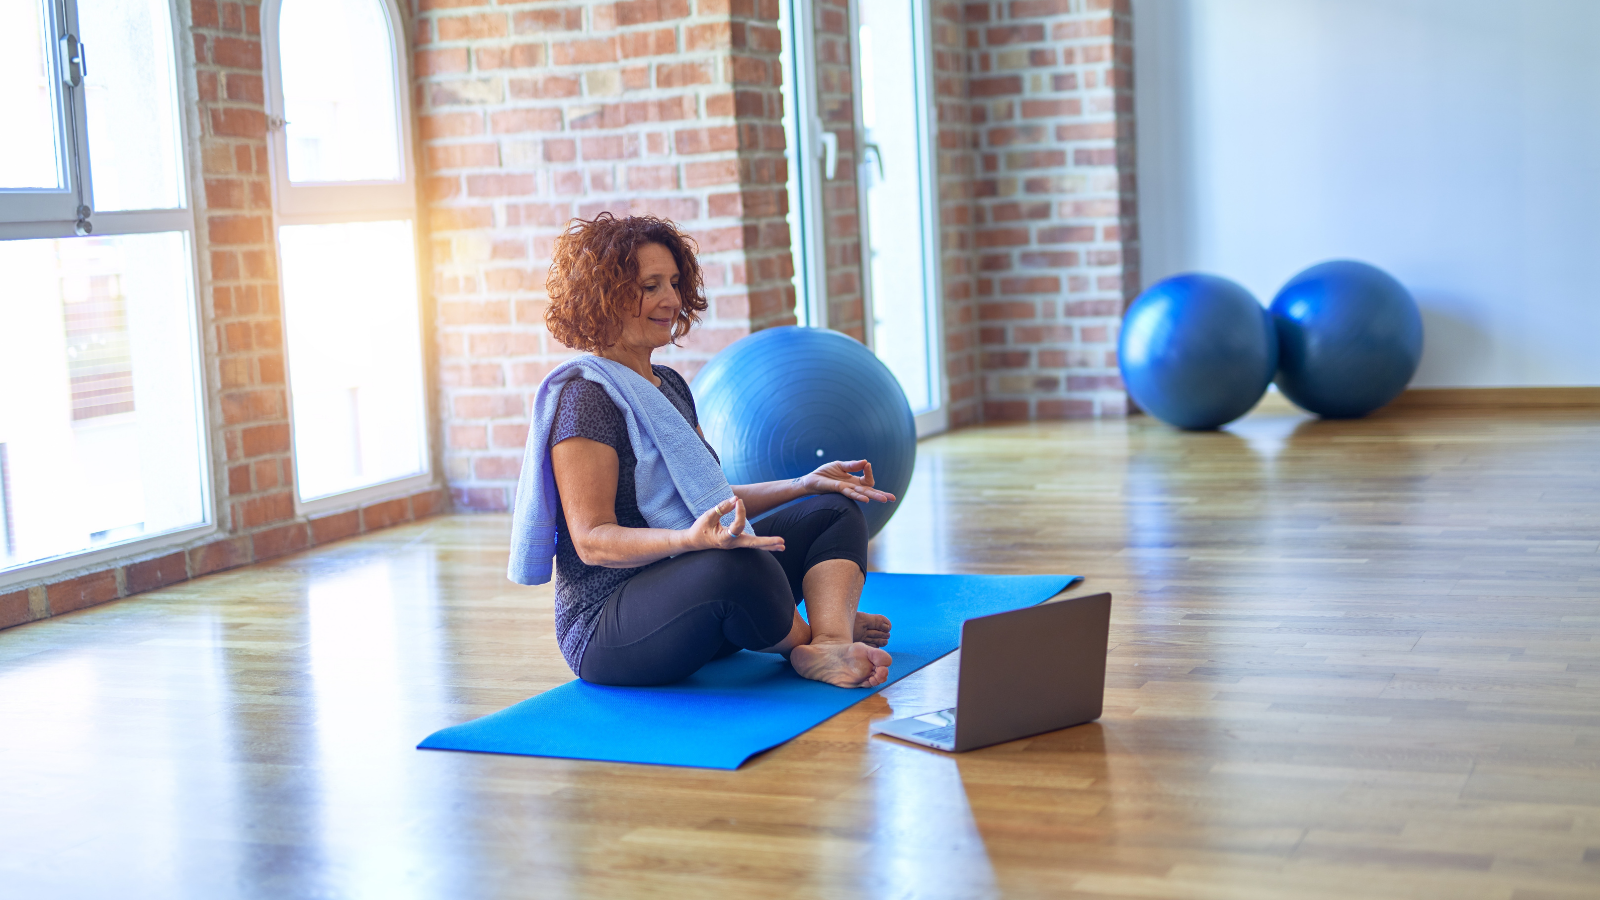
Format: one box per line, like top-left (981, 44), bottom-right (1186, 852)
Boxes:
top-left (0, 0), bottom-right (217, 587)
top-left (0, 0), bottom-right (93, 236)
top-left (851, 0), bottom-right (949, 438)
top-left (778, 0), bottom-right (829, 329)
top-left (262, 0), bottom-right (434, 515)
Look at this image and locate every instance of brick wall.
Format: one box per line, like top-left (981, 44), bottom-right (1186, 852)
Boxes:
top-left (967, 0), bottom-right (1138, 420)
top-left (0, 0), bottom-right (445, 633)
top-left (417, 0), bottom-right (795, 511)
top-left (931, 0), bottom-right (981, 427)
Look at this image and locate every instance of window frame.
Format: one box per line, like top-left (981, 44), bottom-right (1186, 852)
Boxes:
top-left (0, 0), bottom-right (95, 236)
top-left (851, 0), bottom-right (948, 438)
top-left (0, 0), bottom-right (217, 588)
top-left (261, 0), bottom-right (435, 516)
top-left (778, 0), bottom-right (829, 329)
top-left (261, 0), bottom-right (419, 221)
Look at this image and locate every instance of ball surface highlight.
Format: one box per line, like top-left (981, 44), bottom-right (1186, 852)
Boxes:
top-left (1119, 273), bottom-right (1279, 430)
top-left (692, 327), bottom-right (916, 537)
top-left (1270, 260), bottom-right (1424, 419)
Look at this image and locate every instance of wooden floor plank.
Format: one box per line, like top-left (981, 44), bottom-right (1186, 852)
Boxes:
top-left (2, 405), bottom-right (1599, 898)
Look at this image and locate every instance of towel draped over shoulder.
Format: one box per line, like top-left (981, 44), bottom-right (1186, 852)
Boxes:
top-left (507, 355), bottom-right (746, 585)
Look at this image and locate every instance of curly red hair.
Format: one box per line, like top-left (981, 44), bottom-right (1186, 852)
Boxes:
top-left (544, 213), bottom-right (707, 353)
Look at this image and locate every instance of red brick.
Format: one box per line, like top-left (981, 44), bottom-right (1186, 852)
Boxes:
top-left (490, 108), bottom-right (565, 134)
top-left (1038, 225), bottom-right (1097, 244)
top-left (976, 227), bottom-right (1029, 248)
top-left (1019, 98), bottom-right (1083, 119)
top-left (233, 491), bottom-right (294, 530)
top-left (978, 301), bottom-right (1037, 320)
top-left (620, 28), bottom-right (677, 58)
top-left (971, 75), bottom-right (1022, 97)
top-left (675, 126), bottom-right (740, 155)
top-left (410, 489), bottom-right (445, 519)
top-left (438, 13), bottom-right (507, 40)
top-left (207, 214), bottom-right (266, 245)
top-left (658, 61), bottom-right (713, 87)
top-left (241, 423), bottom-right (290, 456)
top-left (995, 274), bottom-right (1062, 296)
top-left (252, 523), bottom-right (311, 561)
top-left (552, 37), bottom-right (618, 65)
top-left (615, 0), bottom-right (690, 25)
top-left (466, 173), bottom-right (536, 196)
top-left (211, 37), bottom-right (261, 69)
top-left (426, 143), bottom-right (499, 170)
top-left (1038, 398), bottom-right (1096, 419)
top-left (47, 571), bottom-right (120, 615)
top-left (512, 6), bottom-right (584, 32)
top-left (508, 75), bottom-right (582, 100)
top-left (0, 590), bottom-right (32, 628)
top-left (361, 497), bottom-right (412, 531)
top-left (310, 510), bottom-right (361, 545)
top-left (984, 400), bottom-right (1030, 420)
top-left (415, 48), bottom-right (469, 76)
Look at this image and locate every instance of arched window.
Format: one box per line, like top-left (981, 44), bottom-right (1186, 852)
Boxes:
top-left (264, 0), bottom-right (430, 507)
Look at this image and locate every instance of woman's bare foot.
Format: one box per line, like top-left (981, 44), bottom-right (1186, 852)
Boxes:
top-left (790, 641), bottom-right (892, 688)
top-left (854, 612), bottom-right (891, 647)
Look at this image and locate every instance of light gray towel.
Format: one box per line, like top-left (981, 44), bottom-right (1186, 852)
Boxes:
top-left (507, 355), bottom-right (746, 586)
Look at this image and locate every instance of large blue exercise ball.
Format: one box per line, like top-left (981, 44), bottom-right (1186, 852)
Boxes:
top-left (1270, 260), bottom-right (1424, 418)
top-left (1118, 273), bottom-right (1278, 430)
top-left (692, 326), bottom-right (916, 537)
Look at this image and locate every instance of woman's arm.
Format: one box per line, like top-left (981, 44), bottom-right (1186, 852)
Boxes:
top-left (552, 436), bottom-right (784, 568)
top-left (731, 459), bottom-right (899, 518)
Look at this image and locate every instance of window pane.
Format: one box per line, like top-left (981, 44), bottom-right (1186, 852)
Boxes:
top-left (79, 0), bottom-right (185, 211)
top-left (0, 232), bottom-right (208, 571)
top-left (0, 0), bottom-right (64, 190)
top-left (278, 0), bottom-right (402, 183)
top-left (280, 221), bottom-right (427, 501)
top-left (860, 7), bottom-right (937, 413)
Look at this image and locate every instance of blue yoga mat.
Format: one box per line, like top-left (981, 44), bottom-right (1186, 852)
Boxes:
top-left (418, 572), bottom-right (1080, 769)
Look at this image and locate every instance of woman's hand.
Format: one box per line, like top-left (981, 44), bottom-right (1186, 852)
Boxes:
top-left (682, 497), bottom-right (786, 554)
top-left (799, 460), bottom-right (897, 504)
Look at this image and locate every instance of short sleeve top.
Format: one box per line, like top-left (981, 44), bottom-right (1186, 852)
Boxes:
top-left (548, 364), bottom-right (714, 673)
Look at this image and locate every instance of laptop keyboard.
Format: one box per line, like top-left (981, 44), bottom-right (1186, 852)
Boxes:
top-left (915, 724), bottom-right (957, 745)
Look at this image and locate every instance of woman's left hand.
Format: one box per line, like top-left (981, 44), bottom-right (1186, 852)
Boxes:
top-left (800, 460), bottom-right (896, 504)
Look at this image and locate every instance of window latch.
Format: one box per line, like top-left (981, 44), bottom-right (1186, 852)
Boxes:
top-left (60, 34), bottom-right (86, 88)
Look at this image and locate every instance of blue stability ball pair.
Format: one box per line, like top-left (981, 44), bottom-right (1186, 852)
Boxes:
top-left (1270, 260), bottom-right (1424, 418)
top-left (692, 327), bottom-right (916, 538)
top-left (1120, 261), bottom-right (1424, 428)
top-left (1119, 274), bottom-right (1278, 430)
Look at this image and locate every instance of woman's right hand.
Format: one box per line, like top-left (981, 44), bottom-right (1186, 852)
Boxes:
top-left (682, 497), bottom-right (786, 554)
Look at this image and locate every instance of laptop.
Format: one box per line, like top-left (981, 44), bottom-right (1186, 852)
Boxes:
top-left (870, 592), bottom-right (1111, 752)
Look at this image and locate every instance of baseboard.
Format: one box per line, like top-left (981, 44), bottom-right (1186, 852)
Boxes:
top-left (1387, 387), bottom-right (1600, 410)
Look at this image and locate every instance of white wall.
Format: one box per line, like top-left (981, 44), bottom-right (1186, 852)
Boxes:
top-left (1133, 0), bottom-right (1600, 388)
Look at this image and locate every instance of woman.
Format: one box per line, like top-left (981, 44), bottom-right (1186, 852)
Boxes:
top-left (510, 212), bottom-right (895, 689)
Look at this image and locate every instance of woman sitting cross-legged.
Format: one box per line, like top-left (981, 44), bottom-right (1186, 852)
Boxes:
top-left (508, 212), bottom-right (895, 689)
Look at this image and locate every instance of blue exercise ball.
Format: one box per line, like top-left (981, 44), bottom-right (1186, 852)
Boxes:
top-left (692, 326), bottom-right (916, 537)
top-left (1119, 273), bottom-right (1278, 430)
top-left (1270, 260), bottom-right (1424, 418)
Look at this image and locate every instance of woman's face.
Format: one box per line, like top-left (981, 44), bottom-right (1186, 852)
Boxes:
top-left (619, 242), bottom-right (682, 351)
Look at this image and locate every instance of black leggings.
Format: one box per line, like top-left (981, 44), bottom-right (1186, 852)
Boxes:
top-left (577, 493), bottom-right (869, 686)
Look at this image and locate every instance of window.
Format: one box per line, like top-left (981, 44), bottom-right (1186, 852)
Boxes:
top-left (857, 0), bottom-right (946, 433)
top-left (0, 0), bottom-right (211, 579)
top-left (777, 0), bottom-right (828, 327)
top-left (265, 0), bottom-right (430, 508)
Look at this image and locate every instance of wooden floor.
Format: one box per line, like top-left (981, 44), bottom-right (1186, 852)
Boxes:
top-left (3, 404), bottom-right (1599, 899)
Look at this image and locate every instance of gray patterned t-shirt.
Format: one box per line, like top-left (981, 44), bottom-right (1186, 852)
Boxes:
top-left (548, 365), bottom-right (714, 674)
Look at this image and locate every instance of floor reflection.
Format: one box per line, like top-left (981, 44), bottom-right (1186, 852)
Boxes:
top-left (865, 739), bottom-right (998, 897)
